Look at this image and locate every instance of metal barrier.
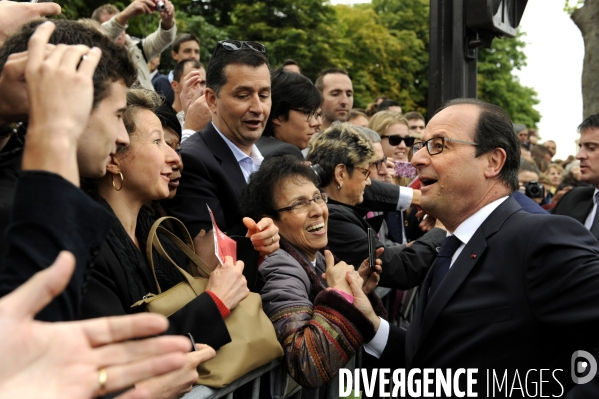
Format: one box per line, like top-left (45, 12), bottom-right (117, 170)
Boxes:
top-left (183, 360), bottom-right (280, 399)
top-left (184, 354), bottom-right (359, 399)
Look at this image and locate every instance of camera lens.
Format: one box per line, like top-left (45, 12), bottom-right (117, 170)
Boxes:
top-left (156, 0), bottom-right (165, 11)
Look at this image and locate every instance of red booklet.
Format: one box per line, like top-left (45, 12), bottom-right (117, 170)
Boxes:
top-left (206, 205), bottom-right (237, 264)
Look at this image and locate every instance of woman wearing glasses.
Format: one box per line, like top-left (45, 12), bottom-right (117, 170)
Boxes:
top-left (240, 154), bottom-right (385, 393)
top-left (307, 122), bottom-right (446, 290)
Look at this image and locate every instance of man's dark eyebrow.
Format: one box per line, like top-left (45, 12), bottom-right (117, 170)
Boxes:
top-left (232, 85), bottom-right (271, 93)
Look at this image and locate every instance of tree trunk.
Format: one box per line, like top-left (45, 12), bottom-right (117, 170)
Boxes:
top-left (572, 0), bottom-right (599, 118)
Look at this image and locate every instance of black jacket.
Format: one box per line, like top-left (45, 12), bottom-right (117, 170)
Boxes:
top-left (0, 172), bottom-right (113, 321)
top-left (325, 198), bottom-right (445, 289)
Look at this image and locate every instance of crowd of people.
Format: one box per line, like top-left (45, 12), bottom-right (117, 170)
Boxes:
top-left (2, 0), bottom-right (599, 398)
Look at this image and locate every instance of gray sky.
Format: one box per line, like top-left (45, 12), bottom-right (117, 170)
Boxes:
top-left (331, 0), bottom-right (585, 160)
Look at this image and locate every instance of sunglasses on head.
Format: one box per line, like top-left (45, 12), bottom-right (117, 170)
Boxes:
top-left (381, 135), bottom-right (415, 147)
top-left (212, 40), bottom-right (267, 58)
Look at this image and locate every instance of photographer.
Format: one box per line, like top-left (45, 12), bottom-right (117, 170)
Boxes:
top-left (92, 0), bottom-right (176, 91)
top-left (514, 160), bottom-right (549, 214)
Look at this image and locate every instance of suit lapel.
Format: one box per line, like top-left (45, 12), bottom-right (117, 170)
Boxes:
top-left (570, 193), bottom-right (594, 225)
top-left (201, 123), bottom-right (248, 198)
top-left (407, 196), bottom-right (522, 360)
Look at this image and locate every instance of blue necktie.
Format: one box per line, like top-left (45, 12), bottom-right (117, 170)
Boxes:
top-left (427, 235), bottom-right (462, 303)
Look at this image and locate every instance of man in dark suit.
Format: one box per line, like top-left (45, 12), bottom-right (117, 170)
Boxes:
top-left (363, 99), bottom-right (599, 397)
top-left (163, 41), bottom-right (280, 268)
top-left (552, 114), bottom-right (599, 239)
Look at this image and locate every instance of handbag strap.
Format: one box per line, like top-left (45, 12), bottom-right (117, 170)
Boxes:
top-left (156, 226), bottom-right (213, 276)
top-left (146, 216), bottom-right (212, 294)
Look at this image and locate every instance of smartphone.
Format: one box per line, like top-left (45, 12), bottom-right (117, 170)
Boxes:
top-left (394, 161), bottom-right (418, 178)
top-left (367, 228), bottom-right (376, 270)
top-left (187, 333), bottom-right (197, 352)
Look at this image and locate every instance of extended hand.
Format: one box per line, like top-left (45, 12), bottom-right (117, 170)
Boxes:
top-left (346, 269), bottom-right (380, 330)
top-left (0, 251), bottom-right (190, 399)
top-left (135, 344), bottom-right (215, 399)
top-left (358, 247), bottom-right (384, 295)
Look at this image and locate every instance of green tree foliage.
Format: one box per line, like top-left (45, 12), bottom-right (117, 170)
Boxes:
top-left (478, 32), bottom-right (540, 128)
top-left (54, 0), bottom-right (540, 123)
top-left (225, 0), bottom-right (346, 85)
top-left (371, 0), bottom-right (429, 114)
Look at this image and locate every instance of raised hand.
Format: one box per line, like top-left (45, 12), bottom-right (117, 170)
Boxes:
top-left (243, 217), bottom-right (280, 256)
top-left (22, 21), bottom-right (102, 186)
top-left (205, 255), bottom-right (249, 311)
top-left (322, 250), bottom-right (353, 295)
top-left (0, 1), bottom-right (60, 47)
top-left (357, 247), bottom-right (384, 295)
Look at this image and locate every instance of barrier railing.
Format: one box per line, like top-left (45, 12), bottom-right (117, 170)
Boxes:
top-left (184, 354), bottom-right (359, 399)
top-left (183, 360), bottom-right (280, 399)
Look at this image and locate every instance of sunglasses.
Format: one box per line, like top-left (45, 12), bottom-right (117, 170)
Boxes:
top-left (212, 40), bottom-right (266, 58)
top-left (381, 135), bottom-right (416, 147)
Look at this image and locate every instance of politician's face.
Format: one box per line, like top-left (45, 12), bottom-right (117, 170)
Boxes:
top-left (411, 104), bottom-right (489, 229)
top-left (577, 127), bottom-right (599, 188)
top-left (206, 63), bottom-right (271, 151)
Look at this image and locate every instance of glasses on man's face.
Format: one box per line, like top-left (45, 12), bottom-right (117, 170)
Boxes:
top-left (381, 135), bottom-right (416, 147)
top-left (276, 192), bottom-right (328, 214)
top-left (356, 167), bottom-right (371, 180)
top-left (372, 157), bottom-right (387, 171)
top-left (212, 40), bottom-right (266, 58)
top-left (290, 108), bottom-right (324, 122)
top-left (412, 136), bottom-right (479, 156)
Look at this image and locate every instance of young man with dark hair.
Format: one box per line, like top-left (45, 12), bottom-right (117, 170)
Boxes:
top-left (152, 32), bottom-right (201, 103)
top-left (0, 19), bottom-right (137, 320)
top-left (163, 40), bottom-right (280, 269)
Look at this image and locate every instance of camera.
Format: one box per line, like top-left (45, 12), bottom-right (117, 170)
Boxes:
top-left (310, 164), bottom-right (325, 187)
top-left (524, 180), bottom-right (544, 199)
top-left (156, 0), bottom-right (166, 12)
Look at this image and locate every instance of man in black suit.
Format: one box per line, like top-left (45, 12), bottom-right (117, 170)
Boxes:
top-left (362, 99), bottom-right (599, 397)
top-left (552, 114), bottom-right (599, 239)
top-left (163, 41), bottom-right (281, 268)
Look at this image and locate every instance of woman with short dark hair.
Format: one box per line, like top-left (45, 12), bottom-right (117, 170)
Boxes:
top-left (241, 154), bottom-right (385, 393)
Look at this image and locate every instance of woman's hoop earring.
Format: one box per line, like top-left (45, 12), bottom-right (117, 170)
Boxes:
top-left (112, 172), bottom-right (124, 191)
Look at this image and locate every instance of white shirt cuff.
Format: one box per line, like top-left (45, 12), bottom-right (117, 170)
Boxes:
top-left (181, 129), bottom-right (195, 143)
top-left (397, 187), bottom-right (414, 211)
top-left (363, 317), bottom-right (389, 359)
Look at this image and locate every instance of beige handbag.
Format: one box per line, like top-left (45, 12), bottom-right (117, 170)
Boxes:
top-left (132, 216), bottom-right (283, 387)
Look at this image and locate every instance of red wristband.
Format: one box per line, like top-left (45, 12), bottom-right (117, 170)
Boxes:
top-left (206, 291), bottom-right (230, 319)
